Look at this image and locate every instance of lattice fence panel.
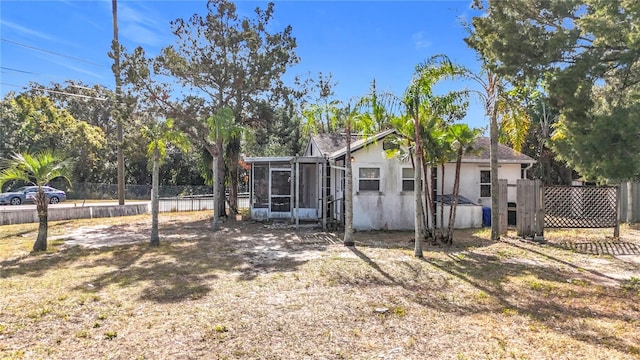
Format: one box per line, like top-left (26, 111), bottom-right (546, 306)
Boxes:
top-left (544, 186), bottom-right (617, 228)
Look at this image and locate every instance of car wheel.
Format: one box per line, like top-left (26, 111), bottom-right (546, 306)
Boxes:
top-left (10, 197), bottom-right (22, 205)
top-left (50, 196), bottom-right (59, 204)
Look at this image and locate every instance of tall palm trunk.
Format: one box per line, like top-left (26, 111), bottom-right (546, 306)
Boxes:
top-left (490, 93), bottom-right (500, 241)
top-left (150, 146), bottom-right (160, 246)
top-left (343, 119), bottom-right (354, 246)
top-left (421, 155), bottom-right (434, 240)
top-left (212, 141), bottom-right (222, 231)
top-left (447, 149), bottom-right (463, 244)
top-left (227, 136), bottom-right (241, 216)
top-left (413, 113), bottom-right (424, 257)
top-left (33, 190), bottom-right (49, 252)
top-left (440, 164), bottom-right (446, 241)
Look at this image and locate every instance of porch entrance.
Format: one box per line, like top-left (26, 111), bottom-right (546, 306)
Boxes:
top-left (245, 156), bottom-right (326, 226)
top-left (270, 169), bottom-right (292, 216)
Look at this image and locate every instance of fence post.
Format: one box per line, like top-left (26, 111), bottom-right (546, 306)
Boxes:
top-left (498, 179), bottom-right (508, 235)
top-left (516, 179), bottom-right (529, 237)
top-left (615, 184), bottom-right (621, 238)
top-left (535, 179), bottom-right (544, 237)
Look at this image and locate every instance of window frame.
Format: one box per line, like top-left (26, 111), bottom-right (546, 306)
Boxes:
top-left (401, 167), bottom-right (415, 192)
top-left (480, 170), bottom-right (491, 198)
top-left (357, 166), bottom-right (381, 192)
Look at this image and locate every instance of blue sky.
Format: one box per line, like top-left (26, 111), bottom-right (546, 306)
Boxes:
top-left (1, 0), bottom-right (487, 128)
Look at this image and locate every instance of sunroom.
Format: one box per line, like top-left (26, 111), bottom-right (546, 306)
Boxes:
top-left (243, 156), bottom-right (328, 227)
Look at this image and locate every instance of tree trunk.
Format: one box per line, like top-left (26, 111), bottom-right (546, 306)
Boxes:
top-left (212, 146), bottom-right (221, 231)
top-left (344, 119), bottom-right (354, 246)
top-left (150, 146), bottom-right (160, 246)
top-left (227, 136), bottom-right (241, 216)
top-left (490, 94), bottom-right (500, 241)
top-left (414, 144), bottom-right (424, 257)
top-left (32, 190), bottom-right (49, 252)
top-left (440, 164), bottom-right (445, 240)
top-left (421, 156), bottom-right (433, 240)
top-left (414, 119), bottom-right (424, 257)
top-left (447, 151), bottom-right (463, 244)
top-left (217, 147), bottom-right (228, 219)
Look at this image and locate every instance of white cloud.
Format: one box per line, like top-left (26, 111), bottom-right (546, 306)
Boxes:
top-left (1, 20), bottom-right (58, 42)
top-left (412, 31), bottom-right (432, 49)
top-left (122, 24), bottom-right (163, 47)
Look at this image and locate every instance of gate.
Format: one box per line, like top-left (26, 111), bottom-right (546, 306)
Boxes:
top-left (516, 179), bottom-right (544, 238)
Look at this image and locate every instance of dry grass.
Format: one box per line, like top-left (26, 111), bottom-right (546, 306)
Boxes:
top-left (1, 213), bottom-right (639, 359)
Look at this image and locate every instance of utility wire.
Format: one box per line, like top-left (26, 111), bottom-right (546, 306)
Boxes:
top-left (1, 38), bottom-right (107, 67)
top-left (0, 66), bottom-right (39, 75)
top-left (0, 83), bottom-right (107, 101)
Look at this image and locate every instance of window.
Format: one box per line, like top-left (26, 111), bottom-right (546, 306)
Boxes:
top-left (358, 167), bottom-right (380, 191)
top-left (401, 167), bottom-right (414, 191)
top-left (383, 139), bottom-right (399, 151)
top-left (480, 170), bottom-right (491, 197)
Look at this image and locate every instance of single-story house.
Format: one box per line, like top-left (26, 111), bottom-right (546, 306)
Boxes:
top-left (244, 129), bottom-right (535, 230)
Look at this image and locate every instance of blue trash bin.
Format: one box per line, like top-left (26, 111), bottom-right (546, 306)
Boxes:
top-left (482, 207), bottom-right (491, 227)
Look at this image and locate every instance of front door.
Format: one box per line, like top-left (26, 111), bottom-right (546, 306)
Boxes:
top-left (270, 169), bottom-right (291, 217)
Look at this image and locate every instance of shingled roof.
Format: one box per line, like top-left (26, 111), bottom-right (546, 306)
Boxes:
top-left (462, 137), bottom-right (535, 163)
top-left (310, 131), bottom-right (534, 163)
top-left (310, 133), bottom-right (362, 156)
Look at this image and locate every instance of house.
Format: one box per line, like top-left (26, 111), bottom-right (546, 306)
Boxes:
top-left (244, 130), bottom-right (535, 230)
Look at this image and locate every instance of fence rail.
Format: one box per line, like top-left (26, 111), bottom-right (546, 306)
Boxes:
top-left (159, 194), bottom-right (250, 213)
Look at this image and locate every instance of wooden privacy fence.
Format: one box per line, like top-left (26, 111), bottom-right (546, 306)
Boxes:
top-left (516, 179), bottom-right (544, 238)
top-left (620, 182), bottom-right (640, 223)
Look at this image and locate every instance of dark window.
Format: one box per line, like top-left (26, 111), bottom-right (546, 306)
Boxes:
top-left (480, 170), bottom-right (491, 197)
top-left (253, 165), bottom-right (268, 208)
top-left (402, 167), bottom-right (414, 191)
top-left (359, 167), bottom-right (380, 191)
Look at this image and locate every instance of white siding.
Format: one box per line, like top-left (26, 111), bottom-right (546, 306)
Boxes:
top-left (435, 163), bottom-right (522, 208)
top-left (346, 141), bottom-right (524, 230)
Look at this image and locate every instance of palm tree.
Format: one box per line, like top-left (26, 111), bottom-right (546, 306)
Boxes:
top-left (0, 151), bottom-right (72, 252)
top-left (143, 118), bottom-right (189, 246)
top-left (445, 124), bottom-right (481, 244)
top-left (208, 107), bottom-right (243, 231)
top-left (465, 69), bottom-right (531, 240)
top-left (402, 55), bottom-right (465, 252)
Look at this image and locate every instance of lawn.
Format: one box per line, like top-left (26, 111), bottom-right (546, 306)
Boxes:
top-left (1, 212), bottom-right (639, 359)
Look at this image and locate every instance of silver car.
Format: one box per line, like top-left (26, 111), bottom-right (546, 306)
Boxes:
top-left (0, 186), bottom-right (67, 205)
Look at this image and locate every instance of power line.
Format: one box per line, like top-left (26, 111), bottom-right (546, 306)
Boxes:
top-left (0, 83), bottom-right (107, 101)
top-left (1, 38), bottom-right (107, 67)
top-left (0, 66), bottom-right (39, 75)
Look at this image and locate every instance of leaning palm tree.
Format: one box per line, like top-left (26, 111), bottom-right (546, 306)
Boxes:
top-left (0, 151), bottom-right (72, 252)
top-left (143, 118), bottom-right (189, 246)
top-left (446, 124), bottom-right (481, 244)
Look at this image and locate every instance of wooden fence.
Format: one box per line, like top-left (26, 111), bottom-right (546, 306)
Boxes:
top-left (620, 182), bottom-right (640, 223)
top-left (516, 180), bottom-right (621, 238)
top-left (516, 179), bottom-right (544, 238)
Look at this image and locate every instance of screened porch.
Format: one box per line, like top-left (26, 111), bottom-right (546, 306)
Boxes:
top-left (244, 156), bottom-right (328, 228)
